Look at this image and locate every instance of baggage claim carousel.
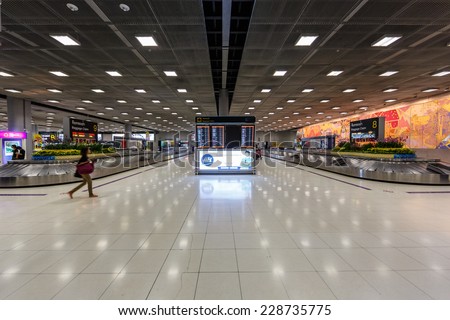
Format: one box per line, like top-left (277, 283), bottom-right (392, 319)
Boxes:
top-left (0, 149), bottom-right (188, 188)
top-left (269, 149), bottom-right (450, 185)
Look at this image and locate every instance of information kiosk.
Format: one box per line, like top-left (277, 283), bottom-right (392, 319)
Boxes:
top-left (0, 131), bottom-right (27, 164)
top-left (195, 116), bottom-right (256, 174)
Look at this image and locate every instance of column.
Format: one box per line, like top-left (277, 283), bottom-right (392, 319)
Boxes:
top-left (124, 124), bottom-right (132, 148)
top-left (7, 97), bottom-right (33, 160)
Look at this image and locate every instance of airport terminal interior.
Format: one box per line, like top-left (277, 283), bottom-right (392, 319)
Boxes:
top-left (1, 0), bottom-right (450, 300)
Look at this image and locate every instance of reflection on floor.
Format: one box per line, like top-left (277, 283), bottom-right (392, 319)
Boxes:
top-left (1, 157), bottom-right (450, 300)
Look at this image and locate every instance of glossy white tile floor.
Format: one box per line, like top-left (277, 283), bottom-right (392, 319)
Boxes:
top-left (1, 156), bottom-right (450, 300)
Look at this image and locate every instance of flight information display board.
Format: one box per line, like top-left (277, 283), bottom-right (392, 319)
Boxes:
top-left (195, 116), bottom-right (256, 174)
top-left (196, 126), bottom-right (210, 148)
top-left (211, 126), bottom-right (224, 148)
top-left (241, 125), bottom-right (254, 147)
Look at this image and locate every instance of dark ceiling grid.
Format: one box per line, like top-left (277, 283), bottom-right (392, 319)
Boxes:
top-left (1, 0), bottom-right (450, 133)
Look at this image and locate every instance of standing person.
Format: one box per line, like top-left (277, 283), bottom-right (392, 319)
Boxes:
top-left (16, 146), bottom-right (25, 159)
top-left (66, 147), bottom-right (98, 199)
top-left (11, 145), bottom-right (18, 159)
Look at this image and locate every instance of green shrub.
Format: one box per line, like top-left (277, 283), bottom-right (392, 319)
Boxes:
top-left (366, 148), bottom-right (415, 154)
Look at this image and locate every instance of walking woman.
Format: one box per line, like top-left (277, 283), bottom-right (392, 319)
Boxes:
top-left (67, 147), bottom-right (98, 198)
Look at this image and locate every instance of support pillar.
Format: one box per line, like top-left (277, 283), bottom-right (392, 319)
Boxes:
top-left (7, 97), bottom-right (33, 159)
top-left (124, 124), bottom-right (132, 148)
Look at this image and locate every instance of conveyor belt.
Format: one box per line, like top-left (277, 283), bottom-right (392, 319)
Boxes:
top-left (268, 150), bottom-right (450, 185)
top-left (0, 150), bottom-right (188, 188)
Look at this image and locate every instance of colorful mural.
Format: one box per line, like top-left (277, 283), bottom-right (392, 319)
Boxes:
top-left (296, 94), bottom-right (450, 149)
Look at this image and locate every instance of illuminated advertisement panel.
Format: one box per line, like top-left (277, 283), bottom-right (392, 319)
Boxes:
top-left (197, 149), bottom-right (255, 172)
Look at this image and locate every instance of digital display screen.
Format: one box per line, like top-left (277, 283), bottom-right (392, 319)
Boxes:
top-left (211, 126), bottom-right (224, 148)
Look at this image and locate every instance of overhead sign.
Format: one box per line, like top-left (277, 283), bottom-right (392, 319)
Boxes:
top-left (350, 117), bottom-right (385, 141)
top-left (196, 116), bottom-right (256, 124)
top-left (70, 119), bottom-right (98, 140)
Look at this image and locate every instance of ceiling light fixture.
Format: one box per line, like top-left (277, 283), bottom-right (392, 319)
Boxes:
top-left (82, 100), bottom-right (93, 103)
top-left (379, 71), bottom-right (398, 77)
top-left (295, 35), bottom-right (318, 46)
top-left (353, 99), bottom-right (364, 103)
top-left (0, 71), bottom-right (14, 77)
top-left (432, 70), bottom-right (450, 77)
top-left (50, 34), bottom-right (80, 46)
top-left (422, 88), bottom-right (438, 92)
top-left (5, 88), bottom-right (22, 93)
top-left (343, 88), bottom-right (356, 93)
top-left (273, 70), bottom-right (287, 76)
top-left (135, 107), bottom-right (143, 110)
top-left (92, 89), bottom-right (104, 93)
top-left (385, 99), bottom-right (397, 103)
top-left (106, 71), bottom-right (122, 77)
top-left (119, 3), bottom-right (130, 12)
top-left (66, 3), bottom-right (79, 11)
top-left (261, 89), bottom-right (271, 93)
top-left (287, 99), bottom-right (295, 103)
top-left (186, 100), bottom-right (194, 103)
top-left (332, 106), bottom-right (341, 110)
top-left (302, 88), bottom-right (314, 93)
top-left (49, 71), bottom-right (68, 77)
top-left (320, 99), bottom-right (330, 103)
top-left (372, 35), bottom-right (402, 47)
top-left (177, 89), bottom-right (187, 93)
top-left (164, 71), bottom-right (177, 77)
top-left (135, 35), bottom-right (158, 46)
top-left (327, 70), bottom-right (343, 76)
top-left (117, 100), bottom-right (127, 103)
top-left (47, 88), bottom-right (62, 93)
top-left (383, 88), bottom-right (398, 92)
top-left (135, 89), bottom-right (146, 93)
top-left (46, 100), bottom-right (60, 103)
top-left (304, 106), bottom-right (312, 110)
top-left (105, 107), bottom-right (114, 110)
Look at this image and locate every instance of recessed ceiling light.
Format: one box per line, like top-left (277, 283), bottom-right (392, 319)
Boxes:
top-left (171, 112), bottom-right (177, 115)
top-left (50, 34), bottom-right (80, 46)
top-left (327, 70), bottom-right (343, 76)
top-left (91, 89), bottom-right (104, 93)
top-left (121, 112), bottom-right (128, 115)
top-left (186, 100), bottom-right (194, 103)
top-left (276, 107), bottom-right (283, 110)
top-left (326, 116), bottom-right (332, 119)
top-left (302, 88), bottom-right (314, 93)
top-left (105, 107), bottom-right (114, 110)
top-left (422, 88), bottom-right (438, 92)
top-left (248, 107), bottom-right (255, 110)
top-left (177, 89), bottom-right (187, 93)
top-left (196, 112), bottom-right (202, 115)
top-left (49, 71), bottom-right (68, 77)
top-left (106, 71), bottom-right (122, 77)
top-left (119, 3), bottom-right (130, 12)
top-left (244, 112), bottom-right (250, 115)
top-left (192, 107), bottom-right (199, 110)
top-left (372, 35), bottom-right (402, 47)
top-left (340, 112), bottom-right (348, 115)
top-left (135, 89), bottom-right (146, 93)
top-left (135, 107), bottom-right (143, 110)
top-left (268, 112), bottom-right (274, 115)
top-left (320, 99), bottom-right (330, 103)
top-left (163, 107), bottom-right (170, 110)
top-left (5, 88), bottom-right (22, 93)
top-left (359, 107), bottom-right (368, 110)
top-left (432, 70), bottom-right (450, 77)
top-left (273, 70), bottom-right (287, 76)
top-left (383, 88), bottom-right (398, 92)
top-left (134, 116), bottom-right (140, 119)
top-left (151, 100), bottom-right (160, 104)
top-left (317, 112), bottom-right (324, 115)
top-left (76, 107), bottom-right (85, 110)
top-left (156, 116), bottom-right (161, 119)
top-left (304, 106), bottom-right (312, 110)
top-left (146, 112), bottom-right (153, 115)
top-left (164, 71), bottom-right (177, 77)
top-left (379, 71), bottom-right (398, 77)
top-left (353, 99), bottom-right (364, 103)
top-left (46, 99), bottom-right (60, 103)
top-left (0, 71), bottom-right (14, 77)
top-left (287, 99), bottom-right (295, 103)
top-left (385, 99), bottom-right (397, 103)
top-left (343, 88), bottom-right (356, 93)
top-left (97, 112), bottom-right (105, 115)
top-left (112, 116), bottom-right (119, 119)
top-left (135, 35), bottom-right (157, 46)
top-left (82, 100), bottom-right (93, 103)
top-left (47, 112), bottom-right (55, 115)
top-left (295, 35), bottom-right (318, 46)
top-left (306, 116), bottom-right (312, 118)
top-left (66, 3), bottom-right (78, 11)
top-left (47, 88), bottom-right (62, 93)
top-left (261, 89), bottom-right (271, 93)
top-left (117, 100), bottom-right (127, 103)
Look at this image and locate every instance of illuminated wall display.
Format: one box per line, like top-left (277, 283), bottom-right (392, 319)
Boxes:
top-left (69, 119), bottom-right (98, 141)
top-left (349, 117), bottom-right (385, 142)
